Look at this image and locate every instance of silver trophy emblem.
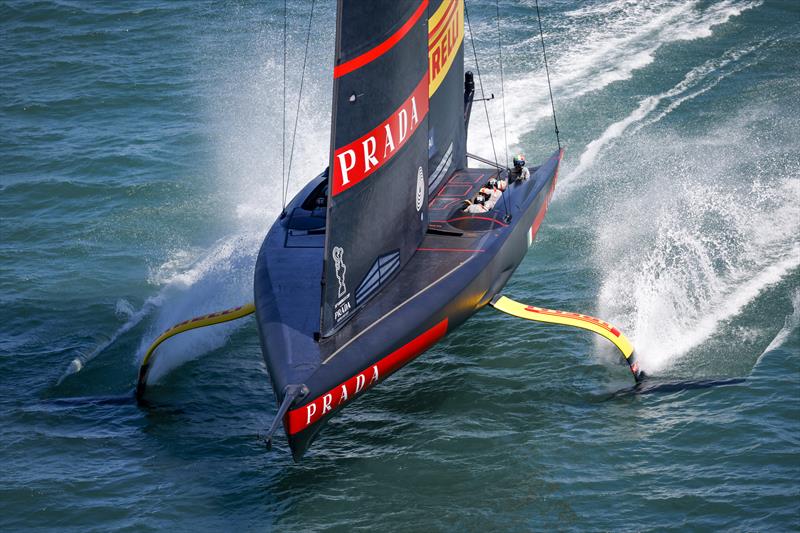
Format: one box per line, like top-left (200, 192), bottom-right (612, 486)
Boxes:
top-left (332, 246), bottom-right (347, 298)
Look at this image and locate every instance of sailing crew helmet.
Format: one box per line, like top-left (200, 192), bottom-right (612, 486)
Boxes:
top-left (475, 193), bottom-right (487, 204)
top-left (487, 177), bottom-right (498, 189)
top-left (513, 154), bottom-right (526, 168)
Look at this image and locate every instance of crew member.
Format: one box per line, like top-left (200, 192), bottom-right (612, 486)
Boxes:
top-left (509, 154), bottom-right (530, 182)
top-left (463, 177), bottom-right (507, 213)
top-left (463, 192), bottom-right (489, 213)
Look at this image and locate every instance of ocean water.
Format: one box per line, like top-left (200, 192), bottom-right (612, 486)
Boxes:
top-left (2, 0), bottom-right (798, 530)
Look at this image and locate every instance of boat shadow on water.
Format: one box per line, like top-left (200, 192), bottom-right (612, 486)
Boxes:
top-left (602, 376), bottom-right (747, 400)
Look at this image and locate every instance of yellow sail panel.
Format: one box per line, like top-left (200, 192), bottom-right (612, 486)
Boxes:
top-left (490, 296), bottom-right (634, 359)
top-left (428, 0), bottom-right (464, 96)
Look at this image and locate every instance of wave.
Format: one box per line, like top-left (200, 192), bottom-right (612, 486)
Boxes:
top-left (758, 289), bottom-right (800, 362)
top-left (562, 0), bottom-right (665, 19)
top-left (592, 105), bottom-right (800, 374)
top-left (568, 41), bottom-right (765, 180)
top-left (57, 293), bottom-right (164, 384)
top-left (136, 233), bottom-right (261, 385)
top-left (600, 199), bottom-right (798, 374)
top-left (553, 0), bottom-right (763, 102)
top-left (58, 11), bottom-right (335, 388)
top-left (467, 0), bottom-right (762, 158)
top-left (57, 232), bottom-right (260, 385)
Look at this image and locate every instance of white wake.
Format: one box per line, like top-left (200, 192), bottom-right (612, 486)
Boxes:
top-left (466, 0), bottom-right (762, 160)
top-left (568, 41), bottom-right (766, 180)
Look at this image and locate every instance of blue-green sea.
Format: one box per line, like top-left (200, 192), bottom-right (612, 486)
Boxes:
top-left (2, 1), bottom-right (799, 530)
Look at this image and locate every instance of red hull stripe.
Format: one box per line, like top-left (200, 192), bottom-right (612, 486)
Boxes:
top-left (334, 1), bottom-right (429, 79)
top-left (529, 149), bottom-right (564, 240)
top-left (529, 194), bottom-right (549, 238)
top-left (332, 72), bottom-right (429, 195)
top-left (285, 318), bottom-right (449, 435)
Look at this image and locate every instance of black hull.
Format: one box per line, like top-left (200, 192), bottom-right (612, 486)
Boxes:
top-left (254, 149), bottom-right (563, 460)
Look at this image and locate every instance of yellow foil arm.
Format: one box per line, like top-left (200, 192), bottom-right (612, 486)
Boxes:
top-left (136, 302), bottom-right (255, 401)
top-left (490, 295), bottom-right (643, 381)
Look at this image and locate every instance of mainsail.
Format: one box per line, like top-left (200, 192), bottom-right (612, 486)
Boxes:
top-left (321, 0), bottom-right (467, 337)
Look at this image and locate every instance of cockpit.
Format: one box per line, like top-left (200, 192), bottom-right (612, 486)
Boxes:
top-left (285, 170), bottom-right (328, 234)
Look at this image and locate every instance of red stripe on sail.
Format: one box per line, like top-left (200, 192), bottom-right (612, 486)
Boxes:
top-left (332, 72), bottom-right (429, 196)
top-left (285, 318), bottom-right (449, 435)
top-left (334, 0), bottom-right (429, 79)
top-left (434, 215), bottom-right (508, 227)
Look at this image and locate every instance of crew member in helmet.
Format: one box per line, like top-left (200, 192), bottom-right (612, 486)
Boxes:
top-left (480, 177), bottom-right (507, 204)
top-left (463, 192), bottom-right (489, 213)
top-left (509, 153), bottom-right (530, 182)
top-left (463, 176), bottom-right (507, 213)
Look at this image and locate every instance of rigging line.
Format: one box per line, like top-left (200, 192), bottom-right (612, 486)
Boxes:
top-left (464, 3), bottom-right (499, 170)
top-left (495, 0), bottom-right (508, 169)
top-left (494, 0), bottom-right (511, 218)
top-left (534, 0), bottom-right (561, 149)
top-left (281, 0), bottom-right (288, 211)
top-left (285, 0), bottom-right (316, 207)
top-left (466, 3), bottom-right (509, 219)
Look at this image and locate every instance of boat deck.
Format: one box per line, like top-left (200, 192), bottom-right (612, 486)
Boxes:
top-left (255, 165), bottom-right (537, 385)
top-left (428, 167), bottom-right (511, 234)
top-left (320, 166), bottom-right (532, 356)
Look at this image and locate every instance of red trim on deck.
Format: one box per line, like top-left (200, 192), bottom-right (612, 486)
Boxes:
top-left (438, 183), bottom-right (472, 197)
top-left (417, 247), bottom-right (485, 253)
top-left (452, 172), bottom-right (486, 183)
top-left (435, 215), bottom-right (509, 227)
top-left (334, 1), bottom-right (429, 78)
top-left (284, 318), bottom-right (449, 435)
top-left (428, 197), bottom-right (470, 211)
